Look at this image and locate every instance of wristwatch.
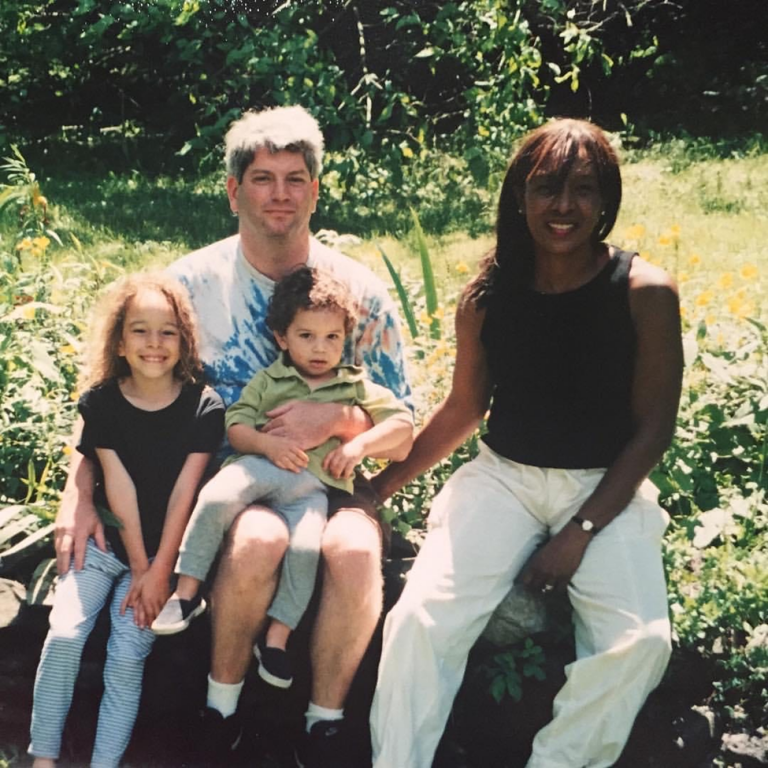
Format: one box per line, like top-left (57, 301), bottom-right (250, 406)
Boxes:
top-left (571, 515), bottom-right (599, 534)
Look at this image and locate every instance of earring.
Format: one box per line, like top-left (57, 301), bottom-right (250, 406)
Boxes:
top-left (231, 210), bottom-right (238, 218)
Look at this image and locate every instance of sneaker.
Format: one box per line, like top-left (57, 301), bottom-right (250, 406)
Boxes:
top-left (253, 641), bottom-right (293, 689)
top-left (295, 720), bottom-right (354, 768)
top-left (150, 594), bottom-right (206, 635)
top-left (199, 706), bottom-right (242, 766)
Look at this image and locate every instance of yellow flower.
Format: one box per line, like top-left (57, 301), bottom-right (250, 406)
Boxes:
top-left (62, 445), bottom-right (73, 456)
top-left (739, 264), bottom-right (758, 281)
top-left (717, 272), bottom-right (734, 290)
top-left (431, 307), bottom-right (445, 321)
top-left (688, 253), bottom-right (701, 266)
top-left (21, 305), bottom-right (36, 320)
top-left (16, 237), bottom-right (33, 251)
top-left (456, 262), bottom-right (470, 275)
top-left (679, 306), bottom-right (688, 318)
top-left (670, 224), bottom-right (681, 239)
top-left (695, 291), bottom-right (714, 307)
top-left (678, 271), bottom-right (690, 283)
top-left (32, 236), bottom-right (50, 251)
top-left (418, 310), bottom-right (430, 324)
top-left (624, 224), bottom-right (646, 240)
top-left (657, 235), bottom-right (671, 247)
top-left (705, 314), bottom-right (715, 326)
top-left (60, 344), bottom-right (75, 355)
top-left (639, 251), bottom-right (651, 261)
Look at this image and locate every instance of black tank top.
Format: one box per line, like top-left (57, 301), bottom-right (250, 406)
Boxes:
top-left (480, 249), bottom-right (636, 469)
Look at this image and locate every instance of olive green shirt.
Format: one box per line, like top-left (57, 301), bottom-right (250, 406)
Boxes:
top-left (224, 355), bottom-right (412, 493)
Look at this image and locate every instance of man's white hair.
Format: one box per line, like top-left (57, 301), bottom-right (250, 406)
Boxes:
top-left (224, 105), bottom-right (325, 181)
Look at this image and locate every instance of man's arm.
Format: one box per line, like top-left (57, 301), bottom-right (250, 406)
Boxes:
top-left (55, 417), bottom-right (106, 574)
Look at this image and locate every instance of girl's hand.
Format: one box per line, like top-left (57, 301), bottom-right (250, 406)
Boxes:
top-left (518, 525), bottom-right (592, 595)
top-left (264, 435), bottom-right (310, 473)
top-left (136, 565), bottom-right (172, 626)
top-left (323, 441), bottom-right (364, 480)
top-left (121, 566), bottom-right (150, 628)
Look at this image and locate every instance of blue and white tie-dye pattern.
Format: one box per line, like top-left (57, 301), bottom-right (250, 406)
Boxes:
top-left (168, 235), bottom-right (411, 455)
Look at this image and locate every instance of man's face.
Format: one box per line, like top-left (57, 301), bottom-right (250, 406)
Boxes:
top-left (227, 148), bottom-right (319, 242)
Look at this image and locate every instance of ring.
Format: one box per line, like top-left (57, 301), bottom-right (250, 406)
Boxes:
top-left (541, 584), bottom-right (554, 593)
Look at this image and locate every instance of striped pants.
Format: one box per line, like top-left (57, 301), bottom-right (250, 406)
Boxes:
top-left (29, 539), bottom-right (156, 768)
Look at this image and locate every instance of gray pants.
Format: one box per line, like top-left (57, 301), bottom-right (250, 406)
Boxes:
top-left (177, 455), bottom-right (328, 630)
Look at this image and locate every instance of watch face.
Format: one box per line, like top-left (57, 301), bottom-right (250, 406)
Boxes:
top-left (582, 519), bottom-right (595, 531)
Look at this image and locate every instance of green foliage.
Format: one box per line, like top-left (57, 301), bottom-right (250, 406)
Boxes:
top-left (480, 639), bottom-right (547, 704)
top-left (0, 151), bottom-right (121, 509)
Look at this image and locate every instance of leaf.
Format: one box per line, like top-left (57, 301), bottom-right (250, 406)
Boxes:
top-left (377, 243), bottom-right (419, 340)
top-left (409, 209), bottom-right (441, 340)
top-left (29, 340), bottom-right (62, 383)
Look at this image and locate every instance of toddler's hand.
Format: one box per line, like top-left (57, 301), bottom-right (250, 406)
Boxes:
top-left (323, 441), bottom-right (364, 480)
top-left (265, 435), bottom-right (310, 473)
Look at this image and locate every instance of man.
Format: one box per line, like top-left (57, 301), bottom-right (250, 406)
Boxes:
top-left (54, 105), bottom-right (412, 767)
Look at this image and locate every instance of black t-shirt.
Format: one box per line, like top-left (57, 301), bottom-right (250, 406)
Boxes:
top-left (77, 379), bottom-right (225, 564)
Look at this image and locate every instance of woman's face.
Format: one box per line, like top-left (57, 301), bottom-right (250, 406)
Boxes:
top-left (521, 152), bottom-right (604, 259)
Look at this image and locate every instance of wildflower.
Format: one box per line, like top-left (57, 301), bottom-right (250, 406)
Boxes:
top-left (32, 236), bottom-right (50, 251)
top-left (60, 344), bottom-right (75, 355)
top-left (688, 253), bottom-right (701, 266)
top-left (418, 310), bottom-right (431, 325)
top-left (16, 237), bottom-right (33, 251)
top-left (456, 262), bottom-right (470, 275)
top-left (717, 273), bottom-right (734, 290)
top-left (62, 445), bottom-right (73, 456)
top-left (678, 272), bottom-right (690, 283)
top-left (21, 305), bottom-right (36, 320)
top-left (739, 264), bottom-right (758, 281)
top-left (695, 291), bottom-right (714, 307)
top-left (624, 224), bottom-right (645, 240)
top-left (679, 306), bottom-right (688, 318)
top-left (657, 235), bottom-right (671, 247)
top-left (431, 307), bottom-right (445, 321)
top-left (670, 224), bottom-right (681, 239)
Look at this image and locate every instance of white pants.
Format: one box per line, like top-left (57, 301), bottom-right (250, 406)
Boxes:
top-left (371, 444), bottom-right (671, 768)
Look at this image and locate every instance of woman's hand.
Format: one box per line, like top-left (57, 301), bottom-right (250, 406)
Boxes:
top-left (518, 524), bottom-right (592, 594)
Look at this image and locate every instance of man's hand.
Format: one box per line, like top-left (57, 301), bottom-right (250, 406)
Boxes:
top-left (518, 525), bottom-right (592, 595)
top-left (323, 440), bottom-right (365, 480)
top-left (263, 400), bottom-right (370, 449)
top-left (55, 496), bottom-right (107, 575)
top-left (263, 434), bottom-right (310, 473)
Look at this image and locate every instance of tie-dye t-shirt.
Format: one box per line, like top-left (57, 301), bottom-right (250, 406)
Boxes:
top-left (168, 235), bottom-right (412, 444)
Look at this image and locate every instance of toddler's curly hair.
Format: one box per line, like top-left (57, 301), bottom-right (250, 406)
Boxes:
top-left (81, 272), bottom-right (203, 390)
top-left (266, 266), bottom-right (358, 336)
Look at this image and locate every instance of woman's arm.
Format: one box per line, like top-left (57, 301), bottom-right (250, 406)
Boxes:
top-left (520, 259), bottom-right (683, 592)
top-left (371, 292), bottom-right (494, 501)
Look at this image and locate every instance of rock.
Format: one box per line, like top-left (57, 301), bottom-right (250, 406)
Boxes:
top-left (0, 578), bottom-right (25, 628)
top-left (481, 584), bottom-right (549, 646)
top-left (721, 732), bottom-right (768, 767)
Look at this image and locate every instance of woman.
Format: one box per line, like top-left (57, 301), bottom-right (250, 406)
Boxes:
top-left (370, 119), bottom-right (683, 768)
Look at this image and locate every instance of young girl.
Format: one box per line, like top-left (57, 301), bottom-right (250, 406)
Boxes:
top-left (151, 266), bottom-right (412, 696)
top-left (28, 273), bottom-right (224, 768)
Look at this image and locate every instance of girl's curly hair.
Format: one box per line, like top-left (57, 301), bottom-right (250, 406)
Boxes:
top-left (80, 272), bottom-right (203, 390)
top-left (266, 266), bottom-right (358, 335)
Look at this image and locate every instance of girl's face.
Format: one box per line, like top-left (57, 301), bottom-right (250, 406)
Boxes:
top-left (118, 289), bottom-right (181, 383)
top-left (274, 307), bottom-right (346, 383)
top-left (521, 151), bottom-right (604, 260)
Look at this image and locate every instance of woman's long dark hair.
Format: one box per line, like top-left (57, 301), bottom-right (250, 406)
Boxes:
top-left (467, 119), bottom-right (622, 307)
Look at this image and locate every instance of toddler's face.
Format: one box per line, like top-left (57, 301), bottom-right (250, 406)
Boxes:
top-left (274, 307), bottom-right (346, 382)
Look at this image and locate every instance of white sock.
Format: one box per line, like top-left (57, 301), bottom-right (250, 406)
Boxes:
top-left (206, 675), bottom-right (244, 719)
top-left (305, 702), bottom-right (344, 733)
